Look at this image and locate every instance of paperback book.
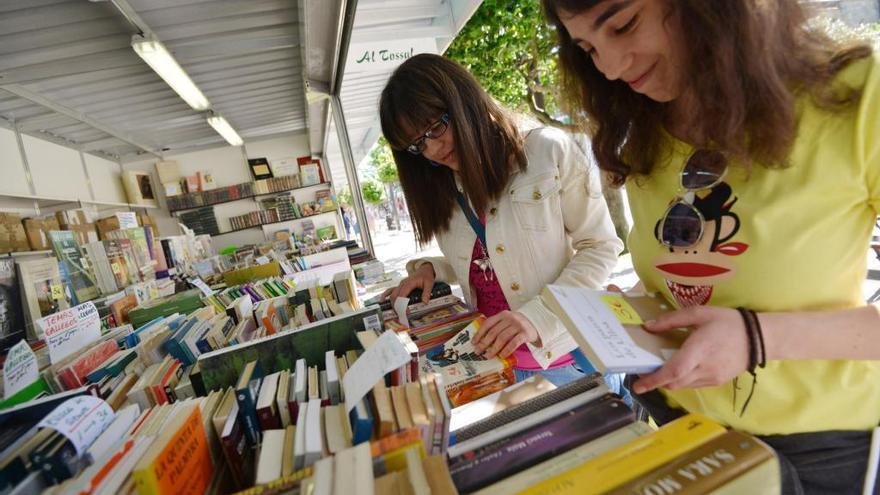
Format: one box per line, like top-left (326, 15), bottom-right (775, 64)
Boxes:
top-left (420, 316), bottom-right (516, 407)
top-left (0, 259), bottom-right (25, 350)
top-left (542, 286), bottom-right (687, 373)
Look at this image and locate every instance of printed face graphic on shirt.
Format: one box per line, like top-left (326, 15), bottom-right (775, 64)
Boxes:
top-left (652, 182), bottom-right (749, 307)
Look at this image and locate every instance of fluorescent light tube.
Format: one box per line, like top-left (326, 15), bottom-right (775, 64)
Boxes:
top-left (132, 36), bottom-right (210, 111)
top-left (207, 114), bottom-right (243, 146)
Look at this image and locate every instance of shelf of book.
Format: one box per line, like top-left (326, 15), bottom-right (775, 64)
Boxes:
top-left (1, 250), bottom-right (53, 258)
top-left (0, 193), bottom-right (158, 210)
top-left (168, 182), bottom-right (333, 214)
top-left (216, 209), bottom-right (339, 236)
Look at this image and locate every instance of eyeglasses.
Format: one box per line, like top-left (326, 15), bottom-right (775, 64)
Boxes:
top-left (657, 149), bottom-right (728, 248)
top-left (405, 113), bottom-right (450, 155)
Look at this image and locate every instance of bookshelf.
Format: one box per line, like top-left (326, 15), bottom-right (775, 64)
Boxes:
top-left (168, 182), bottom-right (332, 213)
top-left (0, 250), bottom-right (53, 258)
top-left (0, 193), bottom-right (158, 210)
top-left (217, 209), bottom-right (339, 236)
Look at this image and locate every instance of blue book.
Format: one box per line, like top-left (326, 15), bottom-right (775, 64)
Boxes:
top-left (349, 395), bottom-right (374, 445)
top-left (163, 318), bottom-right (197, 365)
top-left (235, 360), bottom-right (264, 445)
top-left (124, 316), bottom-right (166, 347)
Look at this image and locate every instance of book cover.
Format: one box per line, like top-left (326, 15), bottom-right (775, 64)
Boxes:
top-left (122, 170), bottom-right (158, 207)
top-left (607, 429), bottom-right (779, 495)
top-left (518, 413), bottom-right (728, 495)
top-left (473, 422), bottom-right (654, 495)
top-left (236, 360), bottom-right (264, 445)
top-left (0, 259), bottom-right (25, 350)
top-left (17, 258), bottom-right (70, 341)
top-left (132, 403), bottom-right (213, 495)
top-left (542, 286), bottom-right (687, 374)
top-left (49, 230), bottom-right (98, 305)
top-left (420, 316), bottom-right (516, 407)
top-left (449, 395), bottom-right (634, 492)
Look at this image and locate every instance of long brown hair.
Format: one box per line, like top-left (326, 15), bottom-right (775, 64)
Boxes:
top-left (379, 54), bottom-right (526, 245)
top-left (542, 0), bottom-right (873, 186)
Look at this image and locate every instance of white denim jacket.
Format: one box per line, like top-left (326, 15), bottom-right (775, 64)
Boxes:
top-left (406, 127), bottom-right (623, 369)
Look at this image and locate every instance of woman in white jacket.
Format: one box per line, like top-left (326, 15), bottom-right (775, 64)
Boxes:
top-left (378, 54), bottom-right (623, 387)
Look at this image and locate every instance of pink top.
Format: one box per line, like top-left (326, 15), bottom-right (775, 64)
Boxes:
top-left (468, 226), bottom-right (573, 371)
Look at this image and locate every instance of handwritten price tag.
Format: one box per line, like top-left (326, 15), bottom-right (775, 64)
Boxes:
top-left (189, 278), bottom-right (214, 297)
top-left (3, 340), bottom-right (38, 399)
top-left (38, 302), bottom-right (102, 364)
top-left (38, 395), bottom-right (115, 455)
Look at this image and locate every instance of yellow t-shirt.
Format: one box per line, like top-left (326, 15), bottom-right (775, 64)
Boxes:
top-left (626, 52), bottom-right (880, 435)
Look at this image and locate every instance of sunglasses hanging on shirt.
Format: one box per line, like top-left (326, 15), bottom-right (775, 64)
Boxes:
top-left (657, 149), bottom-right (729, 248)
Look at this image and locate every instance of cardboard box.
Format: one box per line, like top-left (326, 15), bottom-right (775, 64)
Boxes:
top-left (137, 213), bottom-right (156, 228)
top-left (95, 216), bottom-right (120, 240)
top-left (65, 223), bottom-right (99, 246)
top-left (55, 209), bottom-right (93, 228)
top-left (0, 213), bottom-right (31, 253)
top-left (22, 216), bottom-right (61, 251)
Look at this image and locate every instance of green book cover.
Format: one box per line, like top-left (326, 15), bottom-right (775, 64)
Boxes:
top-left (0, 376), bottom-right (51, 410)
top-left (197, 305), bottom-right (382, 393)
top-left (48, 230), bottom-right (99, 305)
top-left (127, 288), bottom-right (204, 328)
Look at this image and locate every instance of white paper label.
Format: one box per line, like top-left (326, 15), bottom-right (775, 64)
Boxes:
top-left (394, 296), bottom-right (410, 328)
top-left (343, 330), bottom-right (412, 413)
top-left (115, 212), bottom-right (138, 229)
top-left (39, 302), bottom-right (102, 365)
top-left (38, 395), bottom-right (115, 455)
top-left (3, 340), bottom-right (38, 399)
top-left (256, 256), bottom-right (271, 265)
top-left (189, 277), bottom-right (214, 296)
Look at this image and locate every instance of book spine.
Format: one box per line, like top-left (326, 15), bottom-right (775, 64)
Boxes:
top-left (221, 422), bottom-right (250, 489)
top-left (257, 406), bottom-right (281, 432)
top-left (607, 430), bottom-right (776, 495)
top-left (237, 385), bottom-right (262, 445)
top-left (449, 396), bottom-right (634, 492)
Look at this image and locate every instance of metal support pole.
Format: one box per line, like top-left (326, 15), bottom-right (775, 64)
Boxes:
top-left (331, 94), bottom-right (374, 257)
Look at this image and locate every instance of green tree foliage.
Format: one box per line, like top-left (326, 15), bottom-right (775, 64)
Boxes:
top-left (361, 179), bottom-right (385, 205)
top-left (372, 136), bottom-right (399, 184)
top-left (445, 0), bottom-right (568, 127)
top-left (337, 186), bottom-right (353, 206)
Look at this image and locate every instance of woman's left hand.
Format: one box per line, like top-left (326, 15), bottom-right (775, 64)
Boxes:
top-left (631, 306), bottom-right (751, 394)
top-left (472, 310), bottom-right (540, 359)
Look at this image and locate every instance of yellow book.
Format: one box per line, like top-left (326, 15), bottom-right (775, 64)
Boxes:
top-left (517, 414), bottom-right (727, 495)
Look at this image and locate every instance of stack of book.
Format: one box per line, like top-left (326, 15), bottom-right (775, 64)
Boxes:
top-left (166, 182), bottom-right (255, 211)
top-left (179, 207), bottom-right (221, 236)
top-left (229, 209), bottom-right (280, 231)
top-left (385, 294), bottom-right (480, 353)
top-left (252, 175), bottom-right (301, 195)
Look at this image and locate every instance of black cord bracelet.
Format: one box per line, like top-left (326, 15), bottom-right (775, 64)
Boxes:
top-left (735, 307), bottom-right (761, 416)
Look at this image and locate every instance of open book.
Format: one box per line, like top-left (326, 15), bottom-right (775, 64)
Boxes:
top-left (542, 286), bottom-right (687, 374)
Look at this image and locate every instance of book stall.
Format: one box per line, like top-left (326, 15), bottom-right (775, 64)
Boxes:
top-left (0, 216), bottom-right (782, 495)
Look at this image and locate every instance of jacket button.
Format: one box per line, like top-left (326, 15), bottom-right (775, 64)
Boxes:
top-left (489, 207), bottom-right (497, 215)
top-left (496, 244), bottom-right (505, 253)
top-left (510, 282), bottom-right (520, 291)
top-left (532, 191), bottom-right (542, 200)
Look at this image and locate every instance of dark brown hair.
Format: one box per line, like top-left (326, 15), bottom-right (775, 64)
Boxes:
top-left (379, 54), bottom-right (526, 245)
top-left (542, 0), bottom-right (873, 186)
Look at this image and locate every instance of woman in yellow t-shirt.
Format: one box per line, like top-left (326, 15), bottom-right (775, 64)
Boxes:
top-left (543, 0), bottom-right (880, 492)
